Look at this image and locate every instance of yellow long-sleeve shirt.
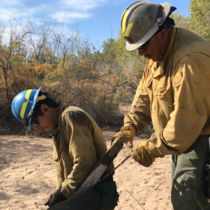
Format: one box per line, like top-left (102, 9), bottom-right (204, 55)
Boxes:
top-left (124, 27), bottom-right (210, 155)
top-left (52, 106), bottom-right (113, 198)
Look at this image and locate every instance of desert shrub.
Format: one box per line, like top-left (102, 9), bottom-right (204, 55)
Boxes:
top-left (48, 82), bottom-right (123, 127)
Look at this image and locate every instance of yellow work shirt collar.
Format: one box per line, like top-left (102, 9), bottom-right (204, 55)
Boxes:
top-left (152, 26), bottom-right (177, 78)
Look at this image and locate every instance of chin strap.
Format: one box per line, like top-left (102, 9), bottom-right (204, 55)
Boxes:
top-left (25, 108), bottom-right (34, 127)
top-left (156, 4), bottom-right (163, 26)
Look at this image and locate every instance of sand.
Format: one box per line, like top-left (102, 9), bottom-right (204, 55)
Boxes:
top-left (0, 131), bottom-right (173, 210)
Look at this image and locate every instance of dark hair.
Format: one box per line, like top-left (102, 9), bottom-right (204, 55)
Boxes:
top-left (31, 91), bottom-right (59, 124)
top-left (165, 17), bottom-right (175, 27)
top-left (164, 6), bottom-right (176, 28)
top-left (156, 16), bottom-right (175, 34)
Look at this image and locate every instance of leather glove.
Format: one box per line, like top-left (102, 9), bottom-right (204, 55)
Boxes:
top-left (131, 140), bottom-right (164, 167)
top-left (111, 126), bottom-right (135, 148)
top-left (45, 186), bottom-right (67, 207)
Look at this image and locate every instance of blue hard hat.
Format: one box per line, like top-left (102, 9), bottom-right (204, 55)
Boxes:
top-left (11, 85), bottom-right (44, 127)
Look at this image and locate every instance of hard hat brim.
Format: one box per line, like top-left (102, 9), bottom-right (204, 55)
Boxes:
top-left (125, 2), bottom-right (171, 51)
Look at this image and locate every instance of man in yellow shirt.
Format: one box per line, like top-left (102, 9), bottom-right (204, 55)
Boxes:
top-left (11, 85), bottom-right (118, 210)
top-left (112, 1), bottom-right (210, 209)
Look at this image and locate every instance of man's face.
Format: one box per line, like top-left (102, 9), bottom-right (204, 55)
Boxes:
top-left (137, 29), bottom-right (167, 62)
top-left (33, 105), bottom-right (58, 131)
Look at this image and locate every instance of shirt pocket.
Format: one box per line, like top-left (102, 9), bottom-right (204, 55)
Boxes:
top-left (154, 85), bottom-right (174, 116)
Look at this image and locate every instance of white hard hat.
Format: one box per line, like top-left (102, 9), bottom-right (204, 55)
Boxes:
top-left (121, 1), bottom-right (172, 51)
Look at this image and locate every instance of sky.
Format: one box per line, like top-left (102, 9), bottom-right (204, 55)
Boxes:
top-left (0, 0), bottom-right (190, 48)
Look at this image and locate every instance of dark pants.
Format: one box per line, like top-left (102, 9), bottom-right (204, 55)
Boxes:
top-left (171, 135), bottom-right (210, 210)
top-left (49, 187), bottom-right (102, 210)
top-left (49, 177), bottom-right (118, 210)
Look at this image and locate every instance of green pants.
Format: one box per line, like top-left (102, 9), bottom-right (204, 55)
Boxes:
top-left (171, 135), bottom-right (210, 210)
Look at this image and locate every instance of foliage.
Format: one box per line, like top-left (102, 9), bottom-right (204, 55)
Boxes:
top-left (111, 32), bottom-right (145, 103)
top-left (189, 0), bottom-right (210, 40)
top-left (44, 39), bottom-right (122, 126)
top-left (30, 63), bottom-right (55, 80)
top-left (171, 12), bottom-right (190, 28)
top-left (1, 8), bottom-right (210, 127)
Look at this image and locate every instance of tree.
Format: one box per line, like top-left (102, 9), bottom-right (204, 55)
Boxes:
top-left (189, 0), bottom-right (210, 40)
top-left (0, 24), bottom-right (31, 99)
top-left (112, 32), bottom-right (145, 103)
top-left (171, 12), bottom-right (190, 29)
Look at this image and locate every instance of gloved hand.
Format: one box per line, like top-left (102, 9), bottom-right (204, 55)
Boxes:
top-left (45, 186), bottom-right (67, 207)
top-left (111, 126), bottom-right (136, 148)
top-left (131, 140), bottom-right (164, 167)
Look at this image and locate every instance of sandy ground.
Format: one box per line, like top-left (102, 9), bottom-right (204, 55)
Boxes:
top-left (0, 131), bottom-right (173, 210)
